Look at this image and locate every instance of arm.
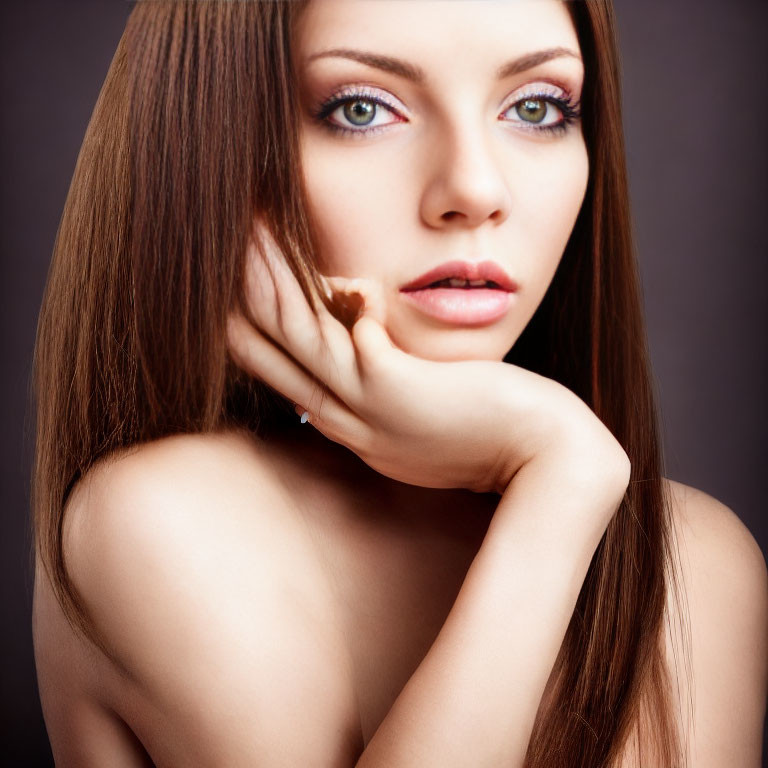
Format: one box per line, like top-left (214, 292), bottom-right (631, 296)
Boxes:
top-left (356, 444), bottom-right (629, 768)
top-left (224, 219), bottom-right (632, 764)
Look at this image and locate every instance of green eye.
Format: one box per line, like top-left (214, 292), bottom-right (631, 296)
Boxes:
top-left (503, 91), bottom-right (582, 136)
top-left (343, 99), bottom-right (377, 126)
top-left (516, 98), bottom-right (548, 124)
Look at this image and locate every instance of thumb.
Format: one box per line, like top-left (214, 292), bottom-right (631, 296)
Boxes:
top-left (351, 312), bottom-right (399, 365)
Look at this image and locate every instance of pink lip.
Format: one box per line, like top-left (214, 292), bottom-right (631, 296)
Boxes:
top-left (398, 260), bottom-right (518, 326)
top-left (399, 260), bottom-right (518, 292)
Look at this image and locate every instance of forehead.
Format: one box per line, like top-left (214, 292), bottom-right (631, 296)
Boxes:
top-left (294, 0), bottom-right (581, 78)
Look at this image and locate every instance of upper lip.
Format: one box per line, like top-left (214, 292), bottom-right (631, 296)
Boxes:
top-left (400, 260), bottom-right (518, 292)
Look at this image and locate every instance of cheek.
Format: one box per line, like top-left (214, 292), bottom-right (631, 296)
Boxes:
top-left (516, 141), bottom-right (589, 293)
top-left (299, 131), bottom-right (589, 363)
top-left (300, 139), bottom-right (397, 276)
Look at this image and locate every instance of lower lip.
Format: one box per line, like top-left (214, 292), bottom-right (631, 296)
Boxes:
top-left (399, 287), bottom-right (514, 325)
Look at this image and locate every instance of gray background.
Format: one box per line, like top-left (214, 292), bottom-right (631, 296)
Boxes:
top-left (1, 0), bottom-right (765, 764)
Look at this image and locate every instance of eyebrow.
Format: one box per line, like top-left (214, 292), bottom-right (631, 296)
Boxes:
top-left (304, 46), bottom-right (582, 83)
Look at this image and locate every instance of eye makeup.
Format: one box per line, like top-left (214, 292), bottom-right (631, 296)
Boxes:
top-left (308, 82), bottom-right (583, 139)
top-left (309, 84), bottom-right (405, 138)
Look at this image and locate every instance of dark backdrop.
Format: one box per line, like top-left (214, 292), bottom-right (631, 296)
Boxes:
top-left (1, 0), bottom-right (765, 764)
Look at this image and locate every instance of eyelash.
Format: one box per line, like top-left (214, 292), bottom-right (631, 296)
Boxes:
top-left (310, 84), bottom-right (583, 139)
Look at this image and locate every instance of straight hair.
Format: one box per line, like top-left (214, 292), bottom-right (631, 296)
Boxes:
top-left (31, 1), bottom-right (692, 764)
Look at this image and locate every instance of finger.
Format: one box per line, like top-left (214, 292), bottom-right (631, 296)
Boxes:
top-left (323, 277), bottom-right (406, 378)
top-left (226, 309), bottom-right (366, 442)
top-left (350, 313), bottom-right (405, 380)
top-left (243, 231), bottom-right (318, 342)
top-left (243, 224), bottom-right (360, 399)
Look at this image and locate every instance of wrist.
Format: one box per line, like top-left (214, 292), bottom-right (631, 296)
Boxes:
top-left (493, 376), bottom-right (630, 501)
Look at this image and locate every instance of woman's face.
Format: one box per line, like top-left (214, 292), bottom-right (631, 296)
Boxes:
top-left (294, 0), bottom-right (588, 362)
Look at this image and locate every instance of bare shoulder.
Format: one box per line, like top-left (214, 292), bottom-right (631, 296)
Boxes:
top-left (662, 477), bottom-right (767, 767)
top-left (52, 428), bottom-right (362, 767)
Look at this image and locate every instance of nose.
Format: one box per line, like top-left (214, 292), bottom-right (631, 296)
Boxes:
top-left (419, 120), bottom-right (513, 230)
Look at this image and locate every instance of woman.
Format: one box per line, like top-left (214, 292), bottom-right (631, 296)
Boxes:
top-left (31, 0), bottom-right (767, 766)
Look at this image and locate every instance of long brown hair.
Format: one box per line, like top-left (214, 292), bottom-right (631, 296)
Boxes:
top-left (31, 1), bottom-right (691, 765)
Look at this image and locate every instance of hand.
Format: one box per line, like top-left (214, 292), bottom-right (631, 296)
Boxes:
top-left (226, 218), bottom-right (629, 496)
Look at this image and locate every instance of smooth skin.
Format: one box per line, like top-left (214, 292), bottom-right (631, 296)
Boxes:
top-left (293, 0), bottom-right (588, 364)
top-left (226, 217), bottom-right (634, 766)
top-left (33, 0), bottom-right (767, 765)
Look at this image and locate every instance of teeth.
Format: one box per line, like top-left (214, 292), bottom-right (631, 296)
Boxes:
top-left (427, 277), bottom-right (497, 288)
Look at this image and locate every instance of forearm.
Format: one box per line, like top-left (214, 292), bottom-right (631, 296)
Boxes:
top-left (355, 451), bottom-right (626, 768)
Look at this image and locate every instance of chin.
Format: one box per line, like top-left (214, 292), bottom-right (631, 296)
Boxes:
top-left (388, 325), bottom-right (515, 363)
